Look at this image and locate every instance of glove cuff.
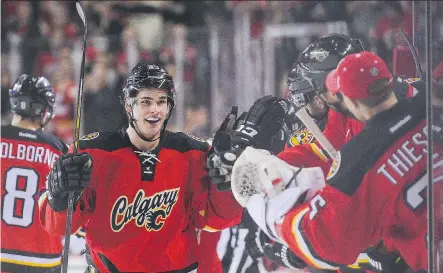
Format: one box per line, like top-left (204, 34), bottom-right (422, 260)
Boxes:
top-left (47, 191), bottom-right (83, 212)
top-left (48, 195), bottom-right (69, 212)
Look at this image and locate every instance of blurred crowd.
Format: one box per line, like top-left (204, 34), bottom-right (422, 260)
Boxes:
top-left (1, 1), bottom-right (442, 144)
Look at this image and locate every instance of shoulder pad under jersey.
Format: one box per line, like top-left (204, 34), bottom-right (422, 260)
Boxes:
top-left (79, 130), bottom-right (130, 152)
top-left (162, 131), bottom-right (210, 153)
top-left (1, 125), bottom-right (68, 153)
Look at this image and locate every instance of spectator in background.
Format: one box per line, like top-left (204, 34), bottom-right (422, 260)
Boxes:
top-left (346, 1), bottom-right (382, 49)
top-left (49, 52), bottom-right (77, 143)
top-left (82, 52), bottom-right (126, 134)
top-left (184, 104), bottom-right (209, 139)
top-left (370, 1), bottom-right (412, 67)
top-left (1, 64), bottom-right (12, 125)
top-left (290, 1), bottom-right (348, 23)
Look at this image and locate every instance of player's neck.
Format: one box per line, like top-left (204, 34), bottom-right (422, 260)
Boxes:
top-left (126, 126), bottom-right (160, 151)
top-left (360, 93), bottom-right (398, 122)
top-left (11, 115), bottom-right (41, 131)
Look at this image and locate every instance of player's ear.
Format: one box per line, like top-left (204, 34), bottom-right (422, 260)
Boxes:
top-left (124, 99), bottom-right (132, 114)
top-left (342, 94), bottom-right (358, 111)
top-left (314, 95), bottom-right (326, 109)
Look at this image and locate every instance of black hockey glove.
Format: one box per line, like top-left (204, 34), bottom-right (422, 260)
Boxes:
top-left (242, 210), bottom-right (268, 259)
top-left (362, 249), bottom-right (410, 273)
top-left (245, 227), bottom-right (267, 259)
top-left (243, 209), bottom-right (306, 269)
top-left (47, 153), bottom-right (92, 212)
top-left (262, 241), bottom-right (307, 269)
top-left (232, 96), bottom-right (296, 152)
top-left (207, 107), bottom-right (246, 191)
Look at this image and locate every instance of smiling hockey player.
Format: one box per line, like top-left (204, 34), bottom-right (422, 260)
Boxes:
top-left (39, 63), bottom-right (243, 273)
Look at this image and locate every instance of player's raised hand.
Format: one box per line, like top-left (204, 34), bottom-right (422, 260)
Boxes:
top-left (206, 106), bottom-right (245, 191)
top-left (232, 96), bottom-right (296, 152)
top-left (47, 153), bottom-right (92, 212)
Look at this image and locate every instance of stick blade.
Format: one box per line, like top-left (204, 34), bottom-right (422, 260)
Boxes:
top-left (76, 2), bottom-right (87, 26)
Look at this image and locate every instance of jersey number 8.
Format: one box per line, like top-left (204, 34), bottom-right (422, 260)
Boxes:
top-left (2, 167), bottom-right (39, 227)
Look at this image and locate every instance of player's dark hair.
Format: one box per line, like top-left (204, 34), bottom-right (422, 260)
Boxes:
top-left (359, 78), bottom-right (393, 107)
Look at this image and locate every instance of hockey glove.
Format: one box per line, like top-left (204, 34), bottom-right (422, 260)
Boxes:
top-left (243, 210), bottom-right (307, 269)
top-left (207, 132), bottom-right (245, 191)
top-left (242, 210), bottom-right (268, 259)
top-left (47, 153), bottom-right (92, 212)
top-left (363, 249), bottom-right (410, 273)
top-left (263, 241), bottom-right (307, 269)
top-left (207, 106), bottom-right (246, 191)
top-left (232, 96), bottom-right (296, 152)
top-left (245, 227), bottom-right (268, 259)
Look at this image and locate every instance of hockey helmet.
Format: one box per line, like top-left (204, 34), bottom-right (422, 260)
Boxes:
top-left (123, 63), bottom-right (176, 109)
top-left (287, 63), bottom-right (317, 108)
top-left (298, 33), bottom-right (364, 93)
top-left (9, 74), bottom-right (55, 127)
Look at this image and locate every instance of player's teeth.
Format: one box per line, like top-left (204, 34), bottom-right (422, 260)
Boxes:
top-left (146, 117), bottom-right (160, 122)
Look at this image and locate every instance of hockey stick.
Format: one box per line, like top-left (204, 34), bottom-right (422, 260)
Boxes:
top-left (295, 107), bottom-right (338, 161)
top-left (61, 2), bottom-right (87, 273)
top-left (398, 28), bottom-right (424, 80)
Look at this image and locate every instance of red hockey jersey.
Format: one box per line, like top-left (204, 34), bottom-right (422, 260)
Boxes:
top-left (279, 109), bottom-right (364, 175)
top-left (1, 125), bottom-right (67, 271)
top-left (279, 95), bottom-right (433, 272)
top-left (39, 129), bottom-right (242, 273)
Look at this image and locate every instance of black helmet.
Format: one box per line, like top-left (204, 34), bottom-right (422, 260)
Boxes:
top-left (9, 74), bottom-right (55, 127)
top-left (287, 63), bottom-right (317, 108)
top-left (123, 63), bottom-right (176, 142)
top-left (298, 33), bottom-right (364, 93)
top-left (123, 63), bottom-right (175, 109)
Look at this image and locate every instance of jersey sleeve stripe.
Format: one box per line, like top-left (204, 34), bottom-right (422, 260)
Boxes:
top-left (202, 225), bottom-right (220, 232)
top-left (38, 191), bottom-right (48, 207)
top-left (309, 143), bottom-right (329, 162)
top-left (0, 253), bottom-right (61, 268)
top-left (290, 208), bottom-right (339, 270)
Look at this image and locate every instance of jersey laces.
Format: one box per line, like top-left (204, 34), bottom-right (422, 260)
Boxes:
top-left (134, 151), bottom-right (161, 174)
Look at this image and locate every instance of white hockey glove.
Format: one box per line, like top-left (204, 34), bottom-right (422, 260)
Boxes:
top-left (231, 146), bottom-right (325, 242)
top-left (231, 146), bottom-right (325, 207)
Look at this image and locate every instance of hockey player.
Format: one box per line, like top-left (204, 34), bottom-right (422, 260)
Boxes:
top-left (1, 74), bottom-right (67, 273)
top-left (238, 51), bottom-right (432, 272)
top-left (38, 63), bottom-right (243, 273)
top-left (276, 34), bottom-right (366, 175)
top-left (285, 63), bottom-right (330, 149)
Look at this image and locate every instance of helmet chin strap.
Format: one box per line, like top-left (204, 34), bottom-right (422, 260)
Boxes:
top-left (129, 118), bottom-right (162, 143)
top-left (39, 106), bottom-right (54, 128)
